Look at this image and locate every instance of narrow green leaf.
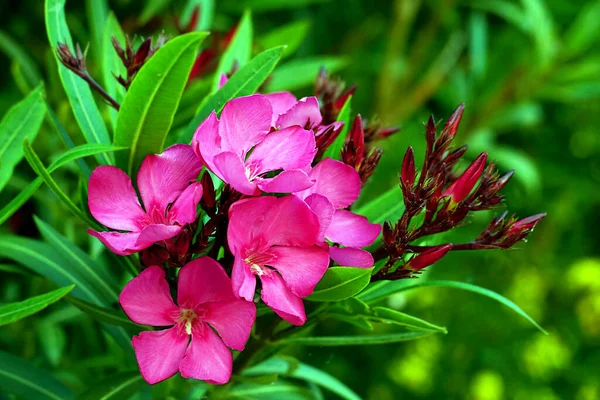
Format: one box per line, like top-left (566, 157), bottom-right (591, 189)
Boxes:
top-left (0, 285), bottom-right (74, 326)
top-left (45, 106), bottom-right (91, 177)
top-left (181, 0), bottom-right (214, 30)
top-left (172, 78), bottom-right (212, 130)
top-left (140, 0), bottom-right (170, 24)
top-left (0, 350), bottom-right (75, 400)
top-left (370, 307), bottom-right (447, 333)
top-left (66, 296), bottom-right (148, 331)
top-left (563, 0), bottom-right (600, 58)
top-left (102, 12), bottom-right (126, 130)
top-left (45, 0), bottom-right (112, 165)
top-left (0, 144), bottom-right (126, 226)
top-left (75, 371), bottom-right (146, 400)
top-left (225, 382), bottom-right (314, 399)
top-left (258, 20), bottom-right (311, 58)
top-left (114, 32), bottom-right (208, 175)
top-left (244, 356), bottom-right (361, 400)
top-left (265, 56), bottom-right (348, 92)
top-left (11, 61), bottom-right (32, 94)
top-left (354, 185), bottom-right (405, 224)
top-left (22, 140), bottom-right (98, 228)
top-left (275, 330), bottom-right (437, 346)
top-left (0, 30), bottom-right (41, 86)
top-left (322, 96), bottom-right (352, 161)
top-left (212, 10), bottom-right (253, 91)
top-left (307, 267), bottom-right (373, 302)
top-left (35, 216), bottom-right (120, 304)
top-left (182, 46), bottom-right (285, 142)
top-left (0, 84), bottom-right (46, 192)
top-left (85, 0), bottom-right (108, 51)
top-left (329, 313), bottom-right (374, 331)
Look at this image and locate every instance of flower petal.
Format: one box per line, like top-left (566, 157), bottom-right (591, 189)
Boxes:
top-left (219, 94), bottom-right (272, 157)
top-left (119, 265), bottom-right (179, 326)
top-left (213, 152), bottom-right (259, 196)
top-left (170, 182), bottom-right (203, 225)
top-left (265, 91), bottom-right (297, 125)
top-left (326, 210), bottom-right (382, 247)
top-left (256, 169), bottom-right (314, 194)
top-left (303, 194), bottom-right (335, 243)
top-left (227, 197), bottom-right (278, 254)
top-left (261, 195), bottom-right (320, 247)
top-left (205, 299), bottom-right (256, 351)
top-left (329, 247), bottom-right (374, 269)
top-left (246, 126), bottom-right (316, 172)
top-left (88, 166), bottom-right (146, 231)
top-left (276, 97), bottom-right (322, 130)
top-left (192, 111), bottom-right (222, 176)
top-left (260, 272), bottom-right (306, 326)
top-left (179, 323), bottom-right (232, 384)
top-left (295, 158), bottom-right (361, 208)
top-left (137, 144), bottom-right (202, 214)
top-left (231, 256), bottom-right (257, 301)
top-left (269, 245), bottom-right (330, 298)
top-left (132, 326), bottom-right (189, 385)
top-left (177, 257), bottom-right (236, 309)
top-left (88, 224), bottom-right (181, 256)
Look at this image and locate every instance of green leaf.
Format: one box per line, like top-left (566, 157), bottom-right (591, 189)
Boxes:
top-left (307, 267), bottom-right (373, 302)
top-left (265, 57), bottom-right (348, 92)
top-left (35, 216), bottom-right (120, 304)
top-left (370, 307), bottom-right (447, 333)
top-left (0, 143), bottom-right (126, 225)
top-left (360, 279), bottom-right (547, 334)
top-left (244, 356), bottom-right (361, 400)
top-left (225, 382), bottom-right (314, 400)
top-left (257, 20), bottom-right (311, 59)
top-left (75, 371), bottom-right (146, 400)
top-left (322, 95), bottom-right (352, 160)
top-left (46, 106), bottom-right (91, 177)
top-left (172, 78), bottom-right (212, 130)
top-left (45, 0), bottom-right (112, 165)
top-left (0, 30), bottom-right (42, 86)
top-left (0, 285), bottom-right (74, 326)
top-left (275, 330), bottom-right (437, 346)
top-left (181, 0), bottom-right (214, 30)
top-left (114, 32), bottom-right (208, 176)
top-left (563, 0), bottom-right (600, 58)
top-left (182, 46), bottom-right (284, 142)
top-left (85, 0), bottom-right (108, 51)
top-left (0, 350), bottom-right (75, 400)
top-left (66, 296), bottom-right (148, 331)
top-left (22, 140), bottom-right (98, 228)
top-left (0, 84), bottom-right (46, 192)
top-left (212, 10), bottom-right (253, 91)
top-left (355, 185), bottom-right (404, 224)
top-left (139, 0), bottom-right (170, 24)
top-left (101, 12), bottom-right (126, 130)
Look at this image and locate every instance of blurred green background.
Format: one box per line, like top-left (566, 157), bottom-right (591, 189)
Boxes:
top-left (1, 0), bottom-right (599, 399)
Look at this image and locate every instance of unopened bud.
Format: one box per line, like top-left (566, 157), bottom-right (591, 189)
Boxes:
top-left (408, 244), bottom-right (452, 271)
top-left (358, 148), bottom-right (382, 184)
top-left (401, 147), bottom-right (416, 190)
top-left (335, 84), bottom-right (357, 111)
top-left (439, 103), bottom-right (465, 144)
top-left (425, 116), bottom-right (436, 152)
top-left (508, 213), bottom-right (546, 236)
top-left (443, 152), bottom-right (488, 204)
top-left (201, 172), bottom-right (216, 212)
top-left (444, 145), bottom-right (468, 168)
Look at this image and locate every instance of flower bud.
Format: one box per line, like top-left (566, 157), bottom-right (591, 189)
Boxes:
top-left (439, 103), bottom-right (464, 144)
top-left (444, 145), bottom-right (468, 169)
top-left (334, 84), bottom-right (357, 111)
top-left (349, 114), bottom-right (365, 167)
top-left (425, 115), bottom-right (436, 152)
top-left (443, 152), bottom-right (487, 204)
top-left (401, 147), bottom-right (416, 190)
top-left (201, 172), bottom-right (216, 212)
top-left (407, 244), bottom-right (452, 271)
top-left (358, 148), bottom-right (382, 184)
top-left (508, 213), bottom-right (546, 236)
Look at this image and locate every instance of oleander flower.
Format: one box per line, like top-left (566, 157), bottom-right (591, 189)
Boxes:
top-left (227, 195), bottom-right (330, 325)
top-left (88, 144), bottom-right (202, 256)
top-left (119, 257), bottom-right (256, 384)
top-left (192, 94), bottom-right (317, 195)
top-left (295, 158), bottom-right (381, 268)
top-left (265, 92), bottom-right (323, 129)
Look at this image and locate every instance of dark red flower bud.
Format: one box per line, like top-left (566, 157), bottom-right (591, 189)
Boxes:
top-left (443, 152), bottom-right (488, 204)
top-left (350, 115), bottom-right (365, 165)
top-left (508, 213), bottom-right (546, 236)
top-left (408, 244), bottom-right (452, 271)
top-left (439, 103), bottom-right (464, 144)
top-left (375, 125), bottom-right (401, 139)
top-left (201, 172), bottom-right (216, 212)
top-left (134, 38), bottom-right (152, 66)
top-left (358, 148), bottom-right (382, 184)
top-left (487, 170), bottom-right (515, 197)
top-left (401, 147), bottom-right (416, 190)
top-left (425, 115), bottom-right (436, 151)
top-left (334, 84), bottom-right (357, 111)
top-left (444, 145), bottom-right (468, 168)
top-left (382, 221), bottom-right (394, 247)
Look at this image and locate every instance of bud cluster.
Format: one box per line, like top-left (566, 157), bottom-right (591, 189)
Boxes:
top-left (111, 34), bottom-right (168, 90)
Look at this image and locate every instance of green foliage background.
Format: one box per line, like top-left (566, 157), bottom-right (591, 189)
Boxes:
top-left (1, 0), bottom-right (599, 399)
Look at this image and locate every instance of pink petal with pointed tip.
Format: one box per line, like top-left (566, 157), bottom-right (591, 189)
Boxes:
top-left (256, 169), bottom-right (315, 194)
top-left (119, 266), bottom-right (179, 326)
top-left (219, 94), bottom-right (272, 157)
top-left (295, 158), bottom-right (361, 208)
top-left (137, 144), bottom-right (202, 214)
top-left (88, 224), bottom-right (181, 256)
top-left (326, 210), bottom-right (381, 247)
top-left (304, 194), bottom-right (335, 243)
top-left (269, 245), bottom-right (330, 298)
top-left (265, 91), bottom-right (297, 125)
top-left (192, 111), bottom-right (222, 177)
top-left (231, 256), bottom-right (257, 301)
top-left (177, 257), bottom-right (235, 309)
top-left (170, 182), bottom-right (202, 225)
top-left (227, 197), bottom-right (278, 254)
top-left (260, 272), bottom-right (306, 326)
top-left (246, 126), bottom-right (316, 172)
top-left (179, 323), bottom-right (232, 384)
top-left (213, 151), bottom-right (259, 196)
top-left (218, 73), bottom-right (228, 89)
top-left (329, 247), bottom-right (374, 269)
top-left (132, 326), bottom-right (189, 385)
top-left (88, 166), bottom-right (146, 231)
top-left (276, 97), bottom-right (322, 129)
top-left (205, 299), bottom-right (256, 351)
top-left (261, 195), bottom-right (320, 247)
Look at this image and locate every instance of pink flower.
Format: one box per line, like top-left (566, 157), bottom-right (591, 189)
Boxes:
top-left (119, 257), bottom-right (256, 384)
top-left (265, 92), bottom-right (323, 129)
top-left (227, 196), bottom-right (330, 325)
top-left (295, 158), bottom-right (381, 269)
top-left (192, 94), bottom-right (317, 196)
top-left (88, 144), bottom-right (202, 256)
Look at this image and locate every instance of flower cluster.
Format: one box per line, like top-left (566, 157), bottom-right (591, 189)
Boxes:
top-left (87, 92), bottom-right (381, 384)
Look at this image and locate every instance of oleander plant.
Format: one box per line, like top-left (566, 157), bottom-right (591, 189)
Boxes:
top-left (4, 0), bottom-right (599, 399)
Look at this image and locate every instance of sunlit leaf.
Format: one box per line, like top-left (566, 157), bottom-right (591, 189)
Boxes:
top-left (306, 267), bottom-right (373, 302)
top-left (275, 330), bottom-right (437, 346)
top-left (0, 285), bottom-right (74, 326)
top-left (257, 20), bottom-right (311, 58)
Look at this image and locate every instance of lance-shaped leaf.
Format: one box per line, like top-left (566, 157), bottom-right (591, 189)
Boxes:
top-left (114, 32), bottom-right (208, 176)
top-left (0, 285), bottom-right (74, 326)
top-left (75, 371), bottom-right (146, 400)
top-left (275, 330), bottom-right (437, 346)
top-left (306, 267), bottom-right (373, 302)
top-left (0, 30), bottom-right (42, 87)
top-left (181, 0), bottom-right (215, 31)
top-left (66, 296), bottom-right (149, 331)
top-left (0, 84), bottom-right (46, 192)
top-left (45, 0), bottom-right (112, 165)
